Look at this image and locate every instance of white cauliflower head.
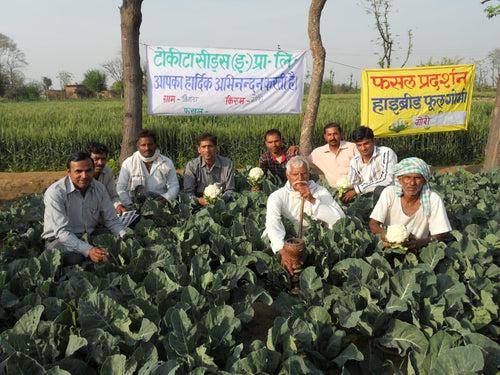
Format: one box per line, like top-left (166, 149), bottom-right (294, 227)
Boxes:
top-left (203, 183), bottom-right (222, 200)
top-left (385, 224), bottom-right (409, 244)
top-left (336, 176), bottom-right (351, 189)
top-left (248, 167), bottom-right (264, 180)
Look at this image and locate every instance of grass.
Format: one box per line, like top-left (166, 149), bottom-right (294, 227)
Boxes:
top-left (0, 93), bottom-right (494, 171)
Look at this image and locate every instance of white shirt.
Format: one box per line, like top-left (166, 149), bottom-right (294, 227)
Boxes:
top-left (370, 186), bottom-right (451, 240)
top-left (42, 177), bottom-right (126, 256)
top-left (348, 146), bottom-right (397, 195)
top-left (117, 154), bottom-right (179, 206)
top-left (263, 181), bottom-right (345, 253)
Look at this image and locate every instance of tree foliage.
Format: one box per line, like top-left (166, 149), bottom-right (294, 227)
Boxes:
top-left (41, 76), bottom-right (52, 91)
top-left (481, 0), bottom-right (500, 18)
top-left (0, 33), bottom-right (28, 93)
top-left (82, 69), bottom-right (107, 93)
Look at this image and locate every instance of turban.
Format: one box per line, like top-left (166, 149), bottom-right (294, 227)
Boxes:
top-left (394, 157), bottom-right (431, 216)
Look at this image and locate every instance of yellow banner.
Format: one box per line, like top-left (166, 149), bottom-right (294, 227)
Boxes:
top-left (360, 64), bottom-right (475, 137)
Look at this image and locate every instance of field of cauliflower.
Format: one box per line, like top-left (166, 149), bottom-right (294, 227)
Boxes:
top-left (0, 169), bottom-right (498, 374)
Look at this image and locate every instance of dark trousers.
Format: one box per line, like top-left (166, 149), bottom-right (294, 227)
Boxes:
top-left (45, 238), bottom-right (87, 266)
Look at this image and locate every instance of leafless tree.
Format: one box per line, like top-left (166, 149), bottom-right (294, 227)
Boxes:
top-left (56, 71), bottom-right (73, 90)
top-left (487, 48), bottom-right (500, 86)
top-left (101, 56), bottom-right (123, 84)
top-left (362, 0), bottom-right (413, 68)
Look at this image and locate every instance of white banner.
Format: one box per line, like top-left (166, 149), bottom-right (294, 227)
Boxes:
top-left (146, 46), bottom-right (306, 115)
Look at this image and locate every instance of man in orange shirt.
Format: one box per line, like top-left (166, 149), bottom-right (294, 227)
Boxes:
top-left (308, 123), bottom-right (357, 187)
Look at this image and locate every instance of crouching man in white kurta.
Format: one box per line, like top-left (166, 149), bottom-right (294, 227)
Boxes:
top-left (263, 156), bottom-right (345, 273)
top-left (117, 129), bottom-right (179, 207)
top-left (369, 157), bottom-right (451, 250)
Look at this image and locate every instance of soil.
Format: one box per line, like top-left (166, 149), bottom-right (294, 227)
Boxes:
top-left (0, 164), bottom-right (483, 209)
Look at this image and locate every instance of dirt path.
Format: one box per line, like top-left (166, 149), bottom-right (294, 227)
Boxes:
top-left (0, 165), bottom-right (482, 207)
top-left (0, 171), bottom-right (65, 203)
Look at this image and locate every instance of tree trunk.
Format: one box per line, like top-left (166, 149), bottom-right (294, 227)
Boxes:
top-left (119, 0), bottom-right (143, 164)
top-left (482, 78), bottom-right (500, 170)
top-left (300, 0), bottom-right (327, 157)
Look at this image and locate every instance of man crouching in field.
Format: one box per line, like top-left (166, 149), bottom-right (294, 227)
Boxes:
top-left (369, 157), bottom-right (452, 250)
top-left (117, 129), bottom-right (179, 207)
top-left (183, 133), bottom-right (235, 206)
top-left (263, 156), bottom-right (345, 274)
top-left (42, 152), bottom-right (126, 266)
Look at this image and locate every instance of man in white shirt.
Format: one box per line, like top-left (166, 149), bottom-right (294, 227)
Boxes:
top-left (369, 157), bottom-right (451, 250)
top-left (343, 126), bottom-right (397, 203)
top-left (42, 152), bottom-right (126, 266)
top-left (308, 123), bottom-right (357, 187)
top-left (88, 142), bottom-right (127, 215)
top-left (117, 129), bottom-right (179, 207)
top-left (264, 156), bottom-right (345, 273)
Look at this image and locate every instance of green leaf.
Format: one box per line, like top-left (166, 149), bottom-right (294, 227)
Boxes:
top-left (11, 304), bottom-right (44, 336)
top-left (82, 328), bottom-right (121, 364)
top-left (417, 331), bottom-right (455, 374)
top-left (78, 292), bottom-right (132, 334)
top-left (279, 355), bottom-right (322, 374)
top-left (419, 243), bottom-right (445, 270)
top-left (378, 319), bottom-right (429, 355)
top-left (299, 266), bottom-right (323, 299)
top-left (200, 305), bottom-right (240, 348)
top-left (385, 269), bottom-right (420, 313)
top-left (101, 354), bottom-right (128, 375)
top-left (333, 258), bottom-right (375, 287)
top-left (231, 346), bottom-right (281, 374)
top-left (65, 334), bottom-right (87, 357)
top-left (46, 366), bottom-right (72, 375)
top-left (333, 343), bottom-right (364, 367)
top-left (464, 333), bottom-right (500, 375)
top-left (38, 250), bottom-right (61, 279)
top-left (435, 345), bottom-right (485, 374)
top-left (168, 308), bottom-right (196, 356)
top-left (6, 352), bottom-right (45, 375)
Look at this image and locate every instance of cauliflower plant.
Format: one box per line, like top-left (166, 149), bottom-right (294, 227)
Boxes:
top-left (336, 176), bottom-right (351, 198)
top-left (247, 167), bottom-right (265, 189)
top-left (203, 183), bottom-right (223, 204)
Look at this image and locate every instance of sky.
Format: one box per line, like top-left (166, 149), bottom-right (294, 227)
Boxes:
top-left (0, 0), bottom-right (498, 88)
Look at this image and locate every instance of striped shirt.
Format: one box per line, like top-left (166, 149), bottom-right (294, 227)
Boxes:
top-left (348, 146), bottom-right (397, 195)
top-left (96, 165), bottom-right (121, 208)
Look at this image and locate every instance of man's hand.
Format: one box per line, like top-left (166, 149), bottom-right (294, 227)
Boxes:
top-left (292, 181), bottom-right (315, 204)
top-left (404, 234), bottom-right (430, 250)
top-left (115, 204), bottom-right (127, 215)
top-left (342, 189), bottom-right (357, 203)
top-left (279, 248), bottom-right (302, 275)
top-left (197, 197), bottom-right (208, 206)
top-left (286, 145), bottom-right (300, 157)
top-left (88, 247), bottom-right (109, 263)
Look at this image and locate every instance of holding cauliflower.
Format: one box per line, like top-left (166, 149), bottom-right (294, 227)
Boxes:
top-left (203, 183), bottom-right (223, 205)
top-left (369, 157), bottom-right (451, 251)
top-left (247, 167), bottom-right (265, 191)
